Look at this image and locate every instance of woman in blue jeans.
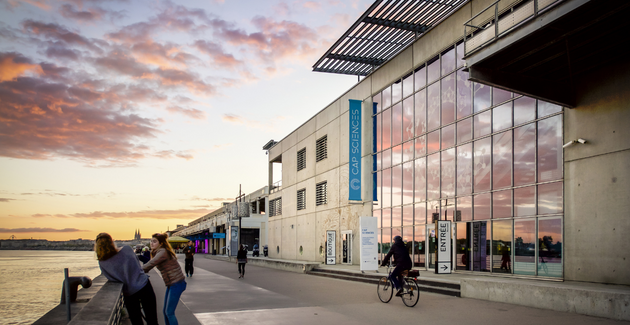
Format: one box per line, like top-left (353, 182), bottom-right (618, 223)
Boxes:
top-left (143, 233), bottom-right (187, 325)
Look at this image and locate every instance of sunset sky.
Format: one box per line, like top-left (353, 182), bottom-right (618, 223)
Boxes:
top-left (0, 0), bottom-right (371, 241)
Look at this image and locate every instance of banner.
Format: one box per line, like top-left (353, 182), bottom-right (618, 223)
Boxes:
top-left (360, 217), bottom-right (378, 271)
top-left (349, 99), bottom-right (362, 201)
top-left (326, 230), bottom-right (336, 265)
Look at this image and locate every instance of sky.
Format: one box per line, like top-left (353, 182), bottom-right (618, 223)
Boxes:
top-left (0, 0), bottom-right (373, 241)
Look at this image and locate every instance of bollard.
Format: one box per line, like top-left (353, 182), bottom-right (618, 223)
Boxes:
top-left (61, 276), bottom-right (93, 304)
top-left (64, 268), bottom-right (71, 323)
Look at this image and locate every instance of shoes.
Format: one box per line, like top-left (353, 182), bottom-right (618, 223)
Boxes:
top-left (186, 274), bottom-right (189, 277)
top-left (238, 275), bottom-right (242, 278)
top-left (395, 289), bottom-right (404, 297)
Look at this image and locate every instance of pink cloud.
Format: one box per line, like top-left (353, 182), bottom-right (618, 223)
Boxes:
top-left (63, 208), bottom-right (211, 220)
top-left (193, 40), bottom-right (243, 70)
top-left (166, 105), bottom-right (206, 120)
top-left (22, 20), bottom-right (103, 53)
top-left (59, 4), bottom-right (106, 22)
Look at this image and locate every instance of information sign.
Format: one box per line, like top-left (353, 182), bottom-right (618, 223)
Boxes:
top-left (326, 230), bottom-right (336, 265)
top-left (435, 220), bottom-right (452, 274)
top-left (359, 217), bottom-right (378, 271)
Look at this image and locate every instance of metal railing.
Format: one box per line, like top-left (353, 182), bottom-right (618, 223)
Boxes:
top-left (464, 0), bottom-right (562, 56)
top-left (270, 180), bottom-right (282, 194)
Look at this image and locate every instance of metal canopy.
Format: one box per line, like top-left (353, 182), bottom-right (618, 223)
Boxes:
top-left (313, 0), bottom-right (467, 76)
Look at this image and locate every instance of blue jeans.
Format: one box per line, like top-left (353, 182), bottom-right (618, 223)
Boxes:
top-left (163, 280), bottom-right (186, 325)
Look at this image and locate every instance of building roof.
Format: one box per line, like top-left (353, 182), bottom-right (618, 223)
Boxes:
top-left (313, 0), bottom-right (467, 76)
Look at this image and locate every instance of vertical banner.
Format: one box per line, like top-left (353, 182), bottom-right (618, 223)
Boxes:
top-left (326, 230), bottom-right (336, 265)
top-left (372, 102), bottom-right (378, 202)
top-left (435, 220), bottom-right (452, 274)
top-left (349, 99), bottom-right (362, 201)
top-left (360, 216), bottom-right (378, 271)
top-left (230, 226), bottom-right (238, 256)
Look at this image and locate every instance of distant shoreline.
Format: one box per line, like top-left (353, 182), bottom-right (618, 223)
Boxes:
top-left (0, 238), bottom-right (148, 251)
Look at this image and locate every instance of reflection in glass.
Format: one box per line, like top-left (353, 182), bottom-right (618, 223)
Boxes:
top-left (493, 87), bottom-right (511, 105)
top-left (456, 42), bottom-right (465, 67)
top-left (376, 152), bottom-right (381, 171)
top-left (427, 130), bottom-right (440, 154)
top-left (538, 218), bottom-right (562, 277)
top-left (415, 89), bottom-right (426, 136)
top-left (403, 205), bottom-right (413, 226)
top-left (382, 168), bottom-right (391, 208)
top-left (441, 148), bottom-right (455, 198)
top-left (415, 136), bottom-right (426, 157)
top-left (415, 65), bottom-right (426, 92)
top-left (538, 182), bottom-right (563, 215)
top-left (382, 86), bottom-right (391, 109)
top-left (373, 93), bottom-right (382, 113)
top-left (442, 47), bottom-right (456, 75)
top-left (374, 171), bottom-right (381, 210)
top-left (474, 137), bottom-right (492, 192)
top-left (427, 153), bottom-right (440, 200)
top-left (402, 141), bottom-right (413, 162)
top-left (442, 73), bottom-right (456, 125)
top-left (442, 124), bottom-right (455, 149)
top-left (514, 219), bottom-right (536, 275)
top-left (474, 193), bottom-right (491, 220)
top-left (392, 206), bottom-right (402, 227)
top-left (538, 100), bottom-right (562, 117)
top-left (392, 144), bottom-right (402, 166)
top-left (457, 196), bottom-right (472, 221)
top-left (492, 220), bottom-right (512, 273)
top-left (538, 115), bottom-right (563, 182)
top-left (414, 158), bottom-right (426, 203)
top-left (413, 225), bottom-right (426, 267)
top-left (392, 165), bottom-right (402, 207)
top-left (415, 203), bottom-right (426, 224)
top-left (403, 73), bottom-right (413, 99)
top-left (375, 209), bottom-right (381, 228)
top-left (382, 108), bottom-right (391, 150)
top-left (443, 199), bottom-right (456, 221)
top-left (473, 82), bottom-right (491, 113)
top-left (457, 143), bottom-right (473, 195)
top-left (456, 222), bottom-right (470, 270)
top-left (428, 56), bottom-right (440, 84)
top-left (378, 229), bottom-right (382, 259)
top-left (427, 200), bottom-right (440, 223)
top-left (514, 123), bottom-right (536, 186)
top-left (382, 227), bottom-right (392, 256)
top-left (457, 69), bottom-right (472, 119)
top-left (471, 221), bottom-right (490, 272)
top-left (382, 208), bottom-right (391, 228)
top-left (376, 113), bottom-right (382, 152)
top-left (457, 117), bottom-right (472, 144)
top-left (427, 83), bottom-right (440, 131)
top-left (514, 186), bottom-right (535, 217)
top-left (474, 110), bottom-right (492, 138)
top-left (493, 131), bottom-right (512, 189)
top-left (402, 97), bottom-right (414, 142)
top-left (428, 224), bottom-right (437, 269)
top-left (493, 189), bottom-right (512, 219)
top-left (392, 103), bottom-right (402, 145)
top-left (402, 161), bottom-right (414, 205)
top-left (392, 227), bottom-right (402, 245)
top-left (514, 96), bottom-right (536, 125)
top-left (382, 148), bottom-right (391, 169)
top-left (392, 81), bottom-right (402, 104)
top-left (492, 102), bottom-right (512, 132)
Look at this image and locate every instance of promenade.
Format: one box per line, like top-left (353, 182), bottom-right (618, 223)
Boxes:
top-left (144, 254), bottom-right (630, 325)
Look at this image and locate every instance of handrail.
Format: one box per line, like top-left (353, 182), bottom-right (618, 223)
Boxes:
top-left (68, 281), bottom-right (124, 325)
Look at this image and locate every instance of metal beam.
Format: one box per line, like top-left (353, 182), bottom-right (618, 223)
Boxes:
top-left (325, 54), bottom-right (386, 66)
top-left (362, 16), bottom-right (430, 33)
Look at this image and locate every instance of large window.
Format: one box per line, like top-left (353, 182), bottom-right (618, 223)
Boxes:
top-left (372, 41), bottom-right (563, 278)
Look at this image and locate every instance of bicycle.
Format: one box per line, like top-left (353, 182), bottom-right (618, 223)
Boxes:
top-left (376, 265), bottom-right (420, 307)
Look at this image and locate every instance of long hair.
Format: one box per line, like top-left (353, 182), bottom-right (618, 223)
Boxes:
top-left (151, 233), bottom-right (176, 259)
top-left (94, 233), bottom-right (118, 261)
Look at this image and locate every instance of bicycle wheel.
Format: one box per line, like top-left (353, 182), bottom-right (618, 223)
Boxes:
top-left (401, 278), bottom-right (420, 307)
top-left (377, 276), bottom-right (393, 303)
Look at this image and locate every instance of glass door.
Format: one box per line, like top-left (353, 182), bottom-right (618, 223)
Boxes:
top-left (427, 224), bottom-right (436, 270)
top-left (342, 231), bottom-right (352, 264)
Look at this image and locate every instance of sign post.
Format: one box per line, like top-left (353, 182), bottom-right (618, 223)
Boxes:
top-left (326, 230), bottom-right (336, 265)
top-left (435, 220), bottom-right (452, 274)
top-left (359, 217), bottom-right (378, 271)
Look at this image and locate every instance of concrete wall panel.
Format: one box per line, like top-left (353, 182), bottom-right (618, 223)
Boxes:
top-left (372, 47), bottom-right (413, 95)
top-left (317, 100), bottom-right (340, 131)
top-left (281, 216), bottom-right (297, 260)
top-left (297, 213), bottom-right (317, 261)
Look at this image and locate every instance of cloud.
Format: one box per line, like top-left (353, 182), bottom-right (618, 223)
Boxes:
top-left (22, 20), bottom-right (103, 54)
top-left (166, 105), bottom-right (206, 120)
top-left (0, 198), bottom-right (15, 202)
top-left (153, 149), bottom-right (194, 160)
top-left (38, 208), bottom-right (212, 220)
top-left (0, 52), bottom-right (44, 82)
top-left (59, 4), bottom-right (107, 22)
top-left (189, 196), bottom-right (232, 202)
top-left (193, 40), bottom-right (243, 70)
top-left (0, 227), bottom-right (85, 233)
top-left (222, 113), bottom-right (288, 132)
top-left (303, 1), bottom-right (322, 10)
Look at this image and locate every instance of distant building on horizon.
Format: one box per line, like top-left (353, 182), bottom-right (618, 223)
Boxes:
top-left (134, 229), bottom-right (142, 241)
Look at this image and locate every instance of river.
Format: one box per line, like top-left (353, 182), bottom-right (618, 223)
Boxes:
top-left (0, 250), bottom-right (102, 325)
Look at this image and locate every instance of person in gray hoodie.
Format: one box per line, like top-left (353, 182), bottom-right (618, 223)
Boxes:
top-left (96, 233), bottom-right (158, 325)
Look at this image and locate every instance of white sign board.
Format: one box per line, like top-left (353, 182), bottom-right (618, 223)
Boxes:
top-left (326, 230), bottom-right (336, 265)
top-left (436, 220), bottom-right (452, 274)
top-left (359, 217), bottom-right (378, 271)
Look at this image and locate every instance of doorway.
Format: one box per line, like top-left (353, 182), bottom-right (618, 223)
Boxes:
top-left (342, 230), bottom-right (352, 264)
top-left (427, 225), bottom-right (436, 270)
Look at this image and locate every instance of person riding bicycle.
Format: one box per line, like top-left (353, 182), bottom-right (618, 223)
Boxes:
top-left (380, 236), bottom-right (412, 297)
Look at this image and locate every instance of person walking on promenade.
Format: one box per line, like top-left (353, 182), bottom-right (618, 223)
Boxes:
top-left (95, 233), bottom-right (158, 325)
top-left (143, 233), bottom-right (187, 325)
top-left (183, 241), bottom-right (195, 277)
top-left (237, 244), bottom-right (248, 279)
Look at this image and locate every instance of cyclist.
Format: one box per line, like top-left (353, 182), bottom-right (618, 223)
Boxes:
top-left (380, 236), bottom-right (412, 296)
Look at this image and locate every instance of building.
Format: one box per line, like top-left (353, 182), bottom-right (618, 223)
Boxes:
top-left (265, 0), bottom-right (629, 286)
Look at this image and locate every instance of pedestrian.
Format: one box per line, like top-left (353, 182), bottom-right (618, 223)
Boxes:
top-left (501, 250), bottom-right (511, 272)
top-left (143, 233), bottom-right (187, 325)
top-left (237, 244), bottom-right (248, 278)
top-left (95, 233), bottom-right (158, 325)
top-left (183, 241), bottom-right (195, 277)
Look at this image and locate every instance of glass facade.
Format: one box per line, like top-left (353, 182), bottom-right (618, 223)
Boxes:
top-left (372, 42), bottom-right (563, 278)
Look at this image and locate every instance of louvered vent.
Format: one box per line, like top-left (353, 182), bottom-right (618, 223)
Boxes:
top-left (297, 148), bottom-right (306, 171)
top-left (316, 182), bottom-right (327, 206)
top-left (316, 135), bottom-right (327, 162)
top-left (297, 189), bottom-right (306, 210)
top-left (269, 198), bottom-right (282, 216)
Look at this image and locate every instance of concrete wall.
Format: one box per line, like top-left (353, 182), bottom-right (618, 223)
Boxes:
top-left (564, 61), bottom-right (630, 285)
